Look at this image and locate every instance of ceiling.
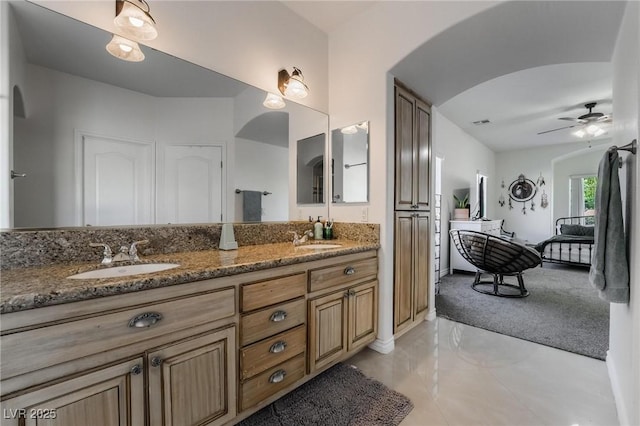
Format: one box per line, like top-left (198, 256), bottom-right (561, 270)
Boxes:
top-left (281, 0), bottom-right (626, 152)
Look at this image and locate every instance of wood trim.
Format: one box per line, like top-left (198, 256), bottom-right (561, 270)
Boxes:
top-left (394, 79), bottom-right (433, 108)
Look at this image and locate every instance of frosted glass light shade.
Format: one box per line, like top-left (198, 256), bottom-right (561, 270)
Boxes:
top-left (572, 129), bottom-right (586, 138)
top-left (263, 93), bottom-right (286, 109)
top-left (115, 0), bottom-right (158, 41)
top-left (106, 34), bottom-right (145, 62)
top-left (284, 76), bottom-right (308, 99)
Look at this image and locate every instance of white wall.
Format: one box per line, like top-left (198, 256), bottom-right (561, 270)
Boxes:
top-left (608, 2), bottom-right (640, 425)
top-left (494, 140), bottom-right (609, 243)
top-left (327, 1), bottom-right (498, 352)
top-left (433, 110), bottom-right (496, 272)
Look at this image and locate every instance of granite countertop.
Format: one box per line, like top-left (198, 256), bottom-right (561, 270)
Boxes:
top-left (0, 240), bottom-right (379, 314)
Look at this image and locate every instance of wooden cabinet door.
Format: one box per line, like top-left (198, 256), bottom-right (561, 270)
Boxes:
top-left (308, 291), bottom-right (347, 373)
top-left (394, 212), bottom-right (414, 334)
top-left (414, 213), bottom-right (430, 316)
top-left (415, 100), bottom-right (431, 209)
top-left (147, 327), bottom-right (236, 426)
top-left (1, 358), bottom-right (144, 426)
top-left (394, 85), bottom-right (416, 210)
top-left (347, 280), bottom-right (378, 352)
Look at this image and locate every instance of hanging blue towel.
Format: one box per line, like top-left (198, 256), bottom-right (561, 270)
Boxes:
top-left (242, 191), bottom-right (262, 222)
top-left (589, 149), bottom-right (629, 303)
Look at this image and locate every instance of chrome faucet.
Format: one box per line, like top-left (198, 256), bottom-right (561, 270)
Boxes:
top-left (90, 243), bottom-right (113, 264)
top-left (90, 240), bottom-right (149, 264)
top-left (289, 230), bottom-right (313, 246)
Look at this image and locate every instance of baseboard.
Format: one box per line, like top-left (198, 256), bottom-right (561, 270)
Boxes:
top-left (368, 336), bottom-right (395, 354)
top-left (440, 267), bottom-right (450, 276)
top-left (426, 309), bottom-right (436, 321)
top-left (606, 350), bottom-right (628, 426)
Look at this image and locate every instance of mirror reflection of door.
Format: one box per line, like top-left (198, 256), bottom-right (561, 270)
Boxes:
top-left (297, 133), bottom-right (326, 204)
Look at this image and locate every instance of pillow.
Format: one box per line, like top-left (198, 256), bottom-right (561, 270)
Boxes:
top-left (560, 224), bottom-right (595, 236)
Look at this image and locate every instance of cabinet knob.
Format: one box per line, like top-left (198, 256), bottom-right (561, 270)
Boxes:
top-left (269, 341), bottom-right (287, 354)
top-left (344, 266), bottom-right (356, 275)
top-left (268, 369), bottom-right (287, 384)
top-left (150, 357), bottom-right (163, 367)
top-left (130, 364), bottom-right (143, 375)
top-left (128, 312), bottom-right (163, 328)
top-left (269, 310), bottom-right (288, 322)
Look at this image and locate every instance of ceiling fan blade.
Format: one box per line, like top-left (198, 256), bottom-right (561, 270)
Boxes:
top-left (596, 115), bottom-right (612, 122)
top-left (559, 117), bottom-right (587, 123)
top-left (537, 125), bottom-right (576, 135)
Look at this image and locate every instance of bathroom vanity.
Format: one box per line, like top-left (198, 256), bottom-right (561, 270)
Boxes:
top-left (0, 240), bottom-right (378, 426)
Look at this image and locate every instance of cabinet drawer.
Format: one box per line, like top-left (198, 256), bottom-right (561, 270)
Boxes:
top-left (1, 287), bottom-right (235, 380)
top-left (309, 257), bottom-right (377, 293)
top-left (241, 272), bottom-right (306, 312)
top-left (240, 354), bottom-right (305, 411)
top-left (240, 325), bottom-right (306, 381)
top-left (241, 298), bottom-right (305, 346)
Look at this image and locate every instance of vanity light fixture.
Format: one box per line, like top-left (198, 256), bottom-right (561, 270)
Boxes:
top-left (278, 67), bottom-right (309, 99)
top-left (106, 34), bottom-right (145, 62)
top-left (263, 93), bottom-right (286, 109)
top-left (114, 0), bottom-right (158, 41)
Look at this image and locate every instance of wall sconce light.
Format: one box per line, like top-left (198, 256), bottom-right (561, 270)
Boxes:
top-left (106, 34), bottom-right (145, 62)
top-left (115, 0), bottom-right (158, 41)
top-left (278, 67), bottom-right (309, 99)
top-left (263, 93), bottom-right (286, 109)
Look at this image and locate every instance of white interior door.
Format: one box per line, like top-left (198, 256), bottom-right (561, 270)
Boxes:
top-left (158, 145), bottom-right (223, 224)
top-left (80, 134), bottom-right (154, 226)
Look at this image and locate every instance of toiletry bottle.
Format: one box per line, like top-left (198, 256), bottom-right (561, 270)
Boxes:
top-left (314, 216), bottom-right (323, 240)
top-left (323, 219), bottom-right (333, 240)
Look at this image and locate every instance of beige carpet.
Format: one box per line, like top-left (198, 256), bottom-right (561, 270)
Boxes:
top-left (238, 363), bottom-right (413, 425)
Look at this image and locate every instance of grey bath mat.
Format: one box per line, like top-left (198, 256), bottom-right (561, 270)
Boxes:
top-left (238, 363), bottom-right (414, 425)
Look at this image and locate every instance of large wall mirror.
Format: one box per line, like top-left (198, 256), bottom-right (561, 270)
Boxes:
top-left (7, 1), bottom-right (328, 228)
top-left (331, 121), bottom-right (369, 203)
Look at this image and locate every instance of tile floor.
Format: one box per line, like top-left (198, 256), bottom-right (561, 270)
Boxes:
top-left (349, 318), bottom-right (619, 426)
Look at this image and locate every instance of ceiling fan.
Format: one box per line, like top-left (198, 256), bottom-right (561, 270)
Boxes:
top-left (537, 102), bottom-right (612, 135)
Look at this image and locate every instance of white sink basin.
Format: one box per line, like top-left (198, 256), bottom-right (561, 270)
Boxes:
top-left (297, 244), bottom-right (342, 250)
top-left (67, 263), bottom-right (180, 279)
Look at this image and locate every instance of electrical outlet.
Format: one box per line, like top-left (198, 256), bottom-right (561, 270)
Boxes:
top-left (361, 207), bottom-right (368, 222)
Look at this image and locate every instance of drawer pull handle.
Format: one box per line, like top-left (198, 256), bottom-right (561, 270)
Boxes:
top-left (344, 266), bottom-right (356, 275)
top-left (269, 310), bottom-right (287, 322)
top-left (128, 312), bottom-right (163, 328)
top-left (269, 341), bottom-right (287, 354)
top-left (150, 357), bottom-right (163, 367)
top-left (269, 369), bottom-right (287, 384)
top-left (130, 364), bottom-right (143, 375)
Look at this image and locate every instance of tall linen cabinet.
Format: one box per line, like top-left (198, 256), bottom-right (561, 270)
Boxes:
top-left (393, 80), bottom-right (432, 336)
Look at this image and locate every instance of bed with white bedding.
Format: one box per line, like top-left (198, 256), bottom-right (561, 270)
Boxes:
top-left (534, 216), bottom-right (595, 268)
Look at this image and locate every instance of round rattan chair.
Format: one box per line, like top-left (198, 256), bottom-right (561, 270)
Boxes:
top-left (449, 229), bottom-right (542, 298)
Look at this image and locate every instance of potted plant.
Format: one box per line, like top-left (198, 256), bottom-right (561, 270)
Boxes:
top-left (453, 194), bottom-right (470, 220)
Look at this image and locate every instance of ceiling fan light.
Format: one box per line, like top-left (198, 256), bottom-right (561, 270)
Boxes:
top-left (263, 93), bottom-right (286, 109)
top-left (115, 0), bottom-right (158, 41)
top-left (586, 124), bottom-right (601, 135)
top-left (573, 129), bottom-right (586, 138)
top-left (593, 128), bottom-right (606, 137)
top-left (106, 34), bottom-right (145, 62)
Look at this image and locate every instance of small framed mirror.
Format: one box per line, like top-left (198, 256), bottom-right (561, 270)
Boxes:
top-left (297, 133), bottom-right (326, 204)
top-left (331, 121), bottom-right (369, 203)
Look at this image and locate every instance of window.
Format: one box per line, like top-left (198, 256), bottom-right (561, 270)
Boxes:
top-left (570, 175), bottom-right (597, 223)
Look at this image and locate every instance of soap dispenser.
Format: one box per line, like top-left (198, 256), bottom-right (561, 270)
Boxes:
top-left (314, 216), bottom-right (324, 240)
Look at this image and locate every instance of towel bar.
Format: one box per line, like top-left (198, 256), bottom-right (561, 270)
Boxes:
top-left (609, 139), bottom-right (637, 155)
top-left (235, 189), bottom-right (272, 195)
